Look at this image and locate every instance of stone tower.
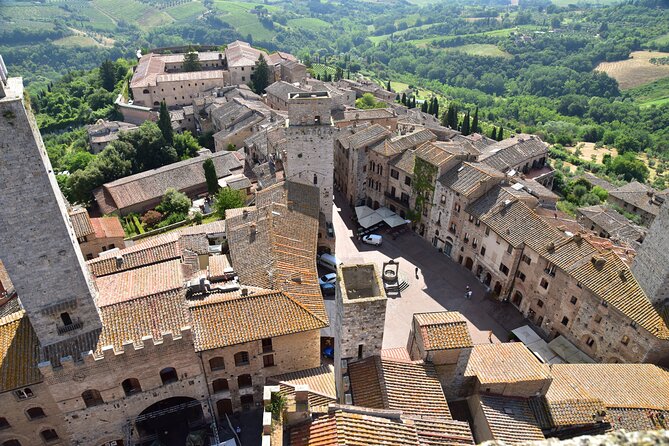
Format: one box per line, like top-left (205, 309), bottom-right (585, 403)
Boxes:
top-left (632, 201), bottom-right (669, 308)
top-left (333, 263), bottom-right (387, 402)
top-left (0, 68), bottom-right (102, 364)
top-left (284, 91), bottom-right (335, 248)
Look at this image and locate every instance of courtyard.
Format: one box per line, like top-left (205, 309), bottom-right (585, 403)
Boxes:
top-left (332, 193), bottom-right (527, 348)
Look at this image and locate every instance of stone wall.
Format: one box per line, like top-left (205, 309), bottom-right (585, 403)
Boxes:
top-left (632, 202), bottom-right (669, 307)
top-left (0, 78), bottom-right (102, 357)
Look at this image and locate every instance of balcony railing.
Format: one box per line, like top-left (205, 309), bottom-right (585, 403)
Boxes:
top-left (57, 320), bottom-right (83, 335)
top-left (384, 192), bottom-right (409, 207)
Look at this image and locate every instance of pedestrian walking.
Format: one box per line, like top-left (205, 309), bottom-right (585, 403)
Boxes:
top-left (465, 285), bottom-right (471, 299)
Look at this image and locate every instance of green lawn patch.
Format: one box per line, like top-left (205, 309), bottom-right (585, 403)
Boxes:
top-left (288, 17), bottom-right (331, 32)
top-left (166, 1), bottom-right (207, 21)
top-left (53, 35), bottom-right (101, 47)
top-left (443, 44), bottom-right (512, 58)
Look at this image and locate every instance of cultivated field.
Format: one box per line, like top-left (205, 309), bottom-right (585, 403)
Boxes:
top-left (595, 51), bottom-right (669, 90)
top-left (443, 44), bottom-right (511, 58)
top-left (53, 35), bottom-right (102, 48)
top-left (288, 17), bottom-right (331, 32)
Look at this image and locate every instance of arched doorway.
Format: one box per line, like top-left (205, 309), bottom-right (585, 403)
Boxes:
top-left (464, 257), bottom-right (473, 270)
top-left (512, 291), bottom-right (523, 306)
top-left (135, 397), bottom-right (205, 446)
top-left (240, 394), bottom-right (254, 411)
top-left (444, 242), bottom-right (453, 257)
top-left (493, 282), bottom-right (502, 297)
top-left (216, 399), bottom-right (233, 418)
top-left (484, 273), bottom-right (492, 287)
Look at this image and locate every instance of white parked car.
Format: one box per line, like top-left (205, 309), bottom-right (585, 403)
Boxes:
top-left (362, 234), bottom-right (383, 246)
top-left (319, 273), bottom-right (337, 286)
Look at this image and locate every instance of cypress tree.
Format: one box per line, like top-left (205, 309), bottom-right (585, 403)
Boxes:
top-left (421, 100), bottom-right (428, 113)
top-left (440, 109), bottom-right (448, 127)
top-left (158, 101), bottom-right (174, 145)
top-left (203, 158), bottom-right (219, 195)
top-left (497, 126), bottom-right (504, 141)
top-left (99, 59), bottom-right (116, 92)
top-left (432, 98), bottom-right (439, 118)
top-left (490, 126), bottom-right (497, 140)
top-left (472, 107), bottom-right (479, 134)
top-left (386, 80), bottom-right (391, 91)
top-left (461, 110), bottom-right (471, 136)
top-left (182, 50), bottom-right (202, 72)
top-left (401, 93), bottom-right (407, 106)
top-left (411, 97), bottom-right (416, 109)
top-left (252, 54), bottom-right (270, 94)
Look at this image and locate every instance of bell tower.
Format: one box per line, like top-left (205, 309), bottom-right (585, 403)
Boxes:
top-left (284, 91), bottom-right (335, 249)
top-left (0, 61), bottom-right (102, 364)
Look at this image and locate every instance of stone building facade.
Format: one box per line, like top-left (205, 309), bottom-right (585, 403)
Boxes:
top-left (632, 201), bottom-right (669, 308)
top-left (334, 263), bottom-right (387, 401)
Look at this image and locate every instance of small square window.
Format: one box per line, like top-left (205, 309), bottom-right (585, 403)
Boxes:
top-left (506, 243), bottom-right (513, 254)
top-left (404, 176), bottom-right (411, 186)
top-left (561, 316), bottom-right (569, 326)
top-left (499, 263), bottom-right (509, 275)
top-left (485, 227), bottom-right (490, 236)
top-left (586, 337), bottom-right (595, 347)
top-left (480, 246), bottom-right (486, 256)
top-left (537, 299), bottom-right (544, 308)
top-left (517, 271), bottom-right (526, 282)
top-left (263, 354), bottom-right (275, 367)
top-left (594, 315), bottom-right (602, 323)
top-left (540, 278), bottom-right (549, 289)
top-left (570, 296), bottom-right (577, 305)
top-left (621, 335), bottom-right (629, 346)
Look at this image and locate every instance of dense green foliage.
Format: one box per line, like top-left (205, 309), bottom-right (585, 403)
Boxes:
top-left (252, 54), bottom-right (271, 94)
top-left (203, 158), bottom-right (220, 195)
top-left (214, 187), bottom-right (246, 219)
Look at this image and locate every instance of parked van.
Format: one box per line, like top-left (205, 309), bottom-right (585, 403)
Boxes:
top-left (362, 234), bottom-right (383, 246)
top-left (317, 253), bottom-right (342, 272)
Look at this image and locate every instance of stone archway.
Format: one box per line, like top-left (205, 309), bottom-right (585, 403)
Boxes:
top-left (493, 281), bottom-right (502, 297)
top-left (484, 273), bottom-right (492, 287)
top-left (135, 397), bottom-right (204, 446)
top-left (464, 257), bottom-right (474, 271)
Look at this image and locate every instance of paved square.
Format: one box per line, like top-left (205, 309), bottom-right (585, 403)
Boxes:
top-left (332, 193), bottom-right (527, 348)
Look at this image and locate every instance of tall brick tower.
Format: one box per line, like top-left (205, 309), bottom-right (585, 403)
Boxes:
top-left (0, 63), bottom-right (102, 364)
top-left (333, 263), bottom-right (387, 402)
top-left (632, 201), bottom-right (669, 308)
top-left (284, 91), bottom-right (335, 249)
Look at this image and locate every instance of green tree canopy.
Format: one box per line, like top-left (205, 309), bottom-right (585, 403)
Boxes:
top-left (203, 158), bottom-right (219, 195)
top-left (608, 153), bottom-right (649, 182)
top-left (99, 59), bottom-right (116, 92)
top-left (157, 188), bottom-right (191, 216)
top-left (252, 54), bottom-right (270, 94)
top-left (214, 187), bottom-right (246, 219)
top-left (182, 51), bottom-right (202, 72)
top-left (355, 93), bottom-right (385, 109)
top-left (158, 101), bottom-right (174, 145)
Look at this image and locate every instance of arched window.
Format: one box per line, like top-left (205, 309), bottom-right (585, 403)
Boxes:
top-left (143, 89), bottom-right (150, 94)
top-left (234, 351), bottom-right (249, 366)
top-left (82, 389), bottom-right (103, 408)
top-left (122, 378), bottom-right (142, 396)
top-left (212, 378), bottom-right (229, 393)
top-left (209, 357), bottom-right (225, 371)
top-left (26, 407), bottom-right (46, 420)
top-left (3, 440), bottom-right (21, 446)
top-left (238, 374), bottom-right (252, 389)
top-left (160, 367), bottom-right (178, 385)
top-left (0, 417), bottom-right (10, 429)
top-left (60, 312), bottom-right (72, 326)
top-left (40, 429), bottom-right (59, 442)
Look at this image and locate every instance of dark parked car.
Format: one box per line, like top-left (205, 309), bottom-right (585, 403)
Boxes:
top-left (320, 282), bottom-right (336, 297)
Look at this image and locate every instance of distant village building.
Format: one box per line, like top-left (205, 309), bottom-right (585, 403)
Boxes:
top-left (93, 149), bottom-right (243, 215)
top-left (87, 119), bottom-right (138, 153)
top-left (607, 180), bottom-right (666, 227)
top-left (68, 206), bottom-right (126, 260)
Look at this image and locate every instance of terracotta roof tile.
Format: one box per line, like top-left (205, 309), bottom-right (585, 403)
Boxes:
top-left (391, 149), bottom-right (416, 174)
top-left (438, 162), bottom-right (504, 199)
top-left (609, 181), bottom-right (662, 216)
top-left (91, 216), bottom-right (125, 239)
top-left (414, 312), bottom-right (473, 350)
top-left (269, 364), bottom-right (337, 407)
top-left (348, 356), bottom-right (452, 419)
top-left (97, 289), bottom-right (189, 353)
top-left (188, 289), bottom-right (326, 351)
top-left (464, 343), bottom-right (550, 385)
top-left (478, 395), bottom-right (545, 444)
top-left (96, 259), bottom-right (184, 306)
top-left (69, 207), bottom-right (95, 238)
top-left (478, 135), bottom-right (548, 172)
top-left (408, 416), bottom-right (475, 446)
top-left (0, 311), bottom-right (41, 392)
top-left (290, 408), bottom-right (420, 446)
top-left (373, 129), bottom-right (436, 157)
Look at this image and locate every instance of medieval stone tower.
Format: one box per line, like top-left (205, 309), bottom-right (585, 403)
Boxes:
top-left (632, 201), bottom-right (669, 308)
top-left (333, 263), bottom-right (387, 402)
top-left (284, 91), bottom-right (335, 248)
top-left (0, 69), bottom-right (102, 364)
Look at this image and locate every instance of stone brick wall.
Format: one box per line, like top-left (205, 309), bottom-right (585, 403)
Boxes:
top-left (0, 383), bottom-right (68, 446)
top-left (0, 78), bottom-right (102, 357)
top-left (632, 202), bottom-right (669, 307)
